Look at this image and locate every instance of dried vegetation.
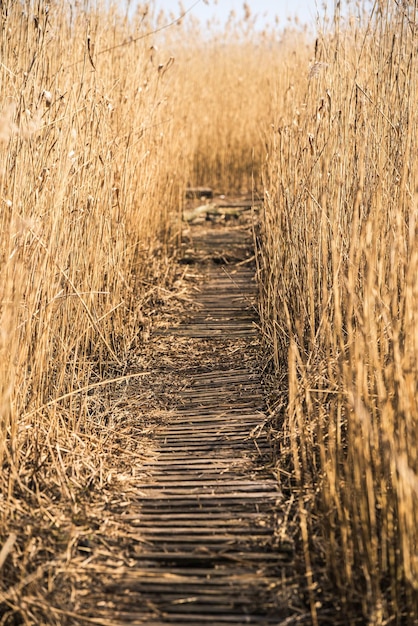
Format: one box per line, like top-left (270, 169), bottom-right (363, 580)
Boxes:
top-left (259, 2), bottom-right (418, 624)
top-left (0, 0), bottom-right (417, 624)
top-left (0, 1), bottom-right (285, 622)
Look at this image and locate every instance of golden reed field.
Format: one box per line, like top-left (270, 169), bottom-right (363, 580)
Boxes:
top-left (0, 0), bottom-right (417, 623)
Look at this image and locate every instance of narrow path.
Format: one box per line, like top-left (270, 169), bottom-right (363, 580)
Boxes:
top-left (89, 220), bottom-right (297, 624)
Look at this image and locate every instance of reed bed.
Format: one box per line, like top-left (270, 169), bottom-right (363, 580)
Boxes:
top-left (0, 1), bottom-right (289, 621)
top-left (259, 2), bottom-right (418, 623)
top-left (2, 0), bottom-right (415, 622)
top-left (0, 1), bottom-right (189, 620)
top-left (159, 6), bottom-right (294, 193)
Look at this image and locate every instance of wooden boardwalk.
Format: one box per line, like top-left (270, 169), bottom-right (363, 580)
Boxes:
top-left (88, 222), bottom-right (296, 625)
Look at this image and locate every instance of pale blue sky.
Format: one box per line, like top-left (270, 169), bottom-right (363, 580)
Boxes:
top-left (153, 0), bottom-right (336, 30)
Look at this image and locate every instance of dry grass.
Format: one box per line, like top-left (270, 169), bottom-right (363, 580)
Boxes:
top-left (0, 1), bottom-right (291, 622)
top-left (157, 5), bottom-right (304, 193)
top-left (259, 2), bottom-right (418, 623)
top-left (2, 0), bottom-right (416, 623)
top-left (0, 1), bottom-right (187, 621)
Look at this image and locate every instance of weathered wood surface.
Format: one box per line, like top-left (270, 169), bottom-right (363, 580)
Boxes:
top-left (185, 186), bottom-right (214, 199)
top-left (86, 222), bottom-right (297, 624)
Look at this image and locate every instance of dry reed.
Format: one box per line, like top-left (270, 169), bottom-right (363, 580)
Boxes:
top-left (0, 1), bottom-right (290, 622)
top-left (259, 2), bottom-right (418, 623)
top-left (3, 0), bottom-right (414, 622)
top-left (0, 1), bottom-right (187, 621)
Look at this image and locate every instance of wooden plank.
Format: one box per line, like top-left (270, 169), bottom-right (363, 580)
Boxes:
top-left (134, 479), bottom-right (275, 487)
top-left (90, 613), bottom-right (279, 625)
top-left (135, 489), bottom-right (278, 498)
top-left (168, 412), bottom-right (264, 420)
top-left (136, 503), bottom-right (276, 513)
top-left (134, 490), bottom-right (276, 500)
top-left (153, 443), bottom-right (266, 450)
top-left (94, 566), bottom-right (278, 578)
top-left (130, 551), bottom-right (285, 563)
top-left (178, 390), bottom-right (263, 398)
top-left (130, 529), bottom-right (274, 538)
top-left (153, 451), bottom-right (266, 459)
top-left (124, 520), bottom-right (273, 529)
top-left (156, 329), bottom-right (258, 338)
top-left (153, 426), bottom-right (258, 434)
top-left (185, 187), bottom-right (213, 199)
top-left (131, 532), bottom-right (273, 542)
top-left (118, 512), bottom-right (272, 521)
